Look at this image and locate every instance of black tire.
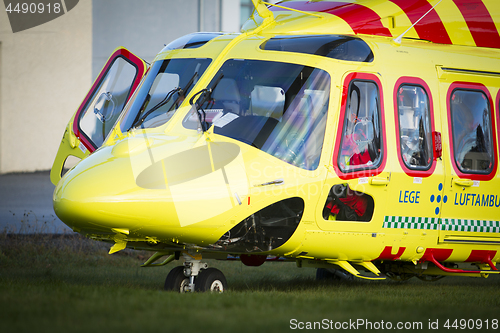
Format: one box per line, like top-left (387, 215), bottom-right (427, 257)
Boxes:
top-left (195, 268), bottom-right (227, 293)
top-left (164, 266), bottom-right (189, 292)
top-left (316, 268), bottom-right (354, 281)
top-left (316, 268), bottom-right (336, 280)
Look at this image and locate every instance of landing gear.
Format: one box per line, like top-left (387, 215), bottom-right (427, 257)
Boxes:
top-left (416, 274), bottom-right (445, 282)
top-left (164, 253), bottom-right (227, 293)
top-left (316, 268), bottom-right (354, 281)
top-left (195, 268), bottom-right (227, 292)
top-left (164, 266), bottom-right (190, 292)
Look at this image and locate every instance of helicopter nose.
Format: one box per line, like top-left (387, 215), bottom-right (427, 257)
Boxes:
top-left (53, 140), bottom-right (249, 234)
top-left (52, 147), bottom-right (179, 232)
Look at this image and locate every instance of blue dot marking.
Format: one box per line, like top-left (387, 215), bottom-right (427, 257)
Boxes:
top-left (438, 183), bottom-right (443, 191)
top-left (430, 195), bottom-right (435, 203)
top-left (443, 195), bottom-right (448, 203)
top-left (437, 195), bottom-right (441, 203)
top-left (435, 207), bottom-right (440, 215)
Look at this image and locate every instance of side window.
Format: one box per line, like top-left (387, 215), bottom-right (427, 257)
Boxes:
top-left (323, 184), bottom-right (374, 222)
top-left (338, 80), bottom-right (383, 172)
top-left (78, 57), bottom-right (138, 149)
top-left (397, 85), bottom-right (433, 170)
top-left (450, 89), bottom-right (494, 174)
top-left (498, 91), bottom-right (500, 154)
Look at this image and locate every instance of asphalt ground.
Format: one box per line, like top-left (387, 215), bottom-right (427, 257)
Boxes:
top-left (0, 171), bottom-right (70, 233)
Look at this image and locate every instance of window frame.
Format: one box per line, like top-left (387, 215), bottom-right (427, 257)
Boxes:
top-left (497, 90), bottom-right (500, 169)
top-left (332, 72), bottom-right (387, 180)
top-left (260, 35), bottom-right (374, 63)
top-left (73, 49), bottom-right (145, 152)
top-left (393, 77), bottom-right (436, 177)
top-left (446, 82), bottom-right (497, 181)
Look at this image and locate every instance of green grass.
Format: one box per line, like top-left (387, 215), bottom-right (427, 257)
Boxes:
top-left (1, 233), bottom-right (499, 332)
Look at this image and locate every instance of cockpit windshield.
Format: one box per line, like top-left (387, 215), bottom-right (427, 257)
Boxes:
top-left (120, 58), bottom-right (211, 132)
top-left (183, 59), bottom-right (330, 170)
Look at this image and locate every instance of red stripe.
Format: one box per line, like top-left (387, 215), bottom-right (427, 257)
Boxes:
top-left (375, 246), bottom-right (406, 260)
top-left (465, 250), bottom-right (497, 263)
top-left (390, 0), bottom-right (452, 44)
top-left (272, 1), bottom-right (392, 37)
top-left (452, 0), bottom-right (500, 48)
top-left (419, 248), bottom-right (453, 262)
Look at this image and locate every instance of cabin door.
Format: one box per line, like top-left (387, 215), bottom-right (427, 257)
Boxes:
top-left (50, 47), bottom-right (148, 185)
top-left (317, 73), bottom-right (392, 237)
top-left (437, 73), bottom-right (500, 245)
top-left (384, 78), bottom-right (446, 246)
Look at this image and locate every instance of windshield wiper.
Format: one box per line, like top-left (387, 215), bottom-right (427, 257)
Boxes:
top-left (133, 88), bottom-right (179, 128)
top-left (133, 72), bottom-right (198, 128)
top-left (189, 72), bottom-right (224, 132)
top-left (168, 71), bottom-right (198, 112)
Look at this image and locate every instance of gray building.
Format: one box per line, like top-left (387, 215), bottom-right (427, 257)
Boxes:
top-left (0, 0), bottom-right (247, 174)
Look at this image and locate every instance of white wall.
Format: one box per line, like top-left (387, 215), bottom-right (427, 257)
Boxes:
top-left (92, 0), bottom-right (242, 79)
top-left (0, 2), bottom-right (92, 174)
top-left (222, 0), bottom-right (241, 33)
top-left (0, 0), bottom-right (242, 174)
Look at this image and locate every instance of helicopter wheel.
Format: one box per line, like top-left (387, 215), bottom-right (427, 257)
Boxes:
top-left (195, 268), bottom-right (227, 293)
top-left (164, 266), bottom-right (190, 292)
top-left (416, 275), bottom-right (445, 282)
top-left (385, 272), bottom-right (414, 281)
top-left (316, 268), bottom-right (353, 281)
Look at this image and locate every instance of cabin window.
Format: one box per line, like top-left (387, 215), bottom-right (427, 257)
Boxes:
top-left (323, 184), bottom-right (374, 222)
top-left (261, 35), bottom-right (374, 63)
top-left (338, 80), bottom-right (383, 172)
top-left (397, 85), bottom-right (433, 170)
top-left (183, 59), bottom-right (330, 171)
top-left (450, 89), bottom-right (494, 174)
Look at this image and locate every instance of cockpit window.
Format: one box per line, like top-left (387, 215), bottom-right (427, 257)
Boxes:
top-left (163, 33), bottom-right (223, 51)
top-left (119, 58), bottom-right (211, 131)
top-left (183, 59), bottom-right (330, 171)
top-left (261, 35), bottom-right (374, 62)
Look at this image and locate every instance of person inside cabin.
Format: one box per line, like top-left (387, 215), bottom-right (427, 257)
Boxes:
top-left (330, 82), bottom-right (378, 222)
top-left (339, 85), bottom-right (376, 169)
top-left (452, 97), bottom-right (492, 172)
top-left (323, 184), bottom-right (373, 222)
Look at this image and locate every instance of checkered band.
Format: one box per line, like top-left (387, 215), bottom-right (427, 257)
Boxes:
top-left (441, 218), bottom-right (500, 233)
top-left (383, 216), bottom-right (440, 230)
top-left (383, 216), bottom-right (500, 233)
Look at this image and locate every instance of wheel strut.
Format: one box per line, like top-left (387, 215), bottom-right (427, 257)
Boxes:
top-left (165, 252), bottom-right (228, 293)
top-left (182, 252), bottom-right (207, 292)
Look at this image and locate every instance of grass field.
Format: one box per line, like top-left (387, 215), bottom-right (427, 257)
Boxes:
top-left (1, 233), bottom-right (499, 332)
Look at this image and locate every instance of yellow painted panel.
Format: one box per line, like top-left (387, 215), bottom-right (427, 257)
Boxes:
top-left (435, 0), bottom-right (475, 46)
top-left (363, 0), bottom-right (418, 39)
top-left (483, 0), bottom-right (500, 39)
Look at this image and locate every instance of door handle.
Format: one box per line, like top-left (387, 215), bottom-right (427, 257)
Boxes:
top-left (453, 178), bottom-right (473, 187)
top-left (369, 177), bottom-right (390, 186)
top-left (254, 179), bottom-right (284, 187)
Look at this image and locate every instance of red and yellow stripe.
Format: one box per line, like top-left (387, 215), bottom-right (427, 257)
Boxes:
top-left (272, 0), bottom-right (500, 48)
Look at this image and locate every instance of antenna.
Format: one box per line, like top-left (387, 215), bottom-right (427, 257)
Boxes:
top-left (251, 0), bottom-right (274, 22)
top-left (393, 0), bottom-right (443, 44)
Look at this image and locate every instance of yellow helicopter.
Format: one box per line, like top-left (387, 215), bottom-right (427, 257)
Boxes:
top-left (50, 0), bottom-right (500, 292)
